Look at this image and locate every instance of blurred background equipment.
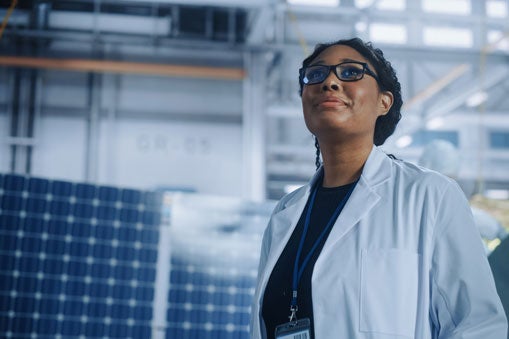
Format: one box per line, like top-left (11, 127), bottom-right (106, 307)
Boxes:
top-left (0, 173), bottom-right (274, 338)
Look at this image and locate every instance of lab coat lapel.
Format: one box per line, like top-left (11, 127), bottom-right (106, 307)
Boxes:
top-left (321, 146), bottom-right (392, 248)
top-left (258, 169), bottom-right (323, 292)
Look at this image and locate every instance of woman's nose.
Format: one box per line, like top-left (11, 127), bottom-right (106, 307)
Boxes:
top-left (321, 71), bottom-right (341, 91)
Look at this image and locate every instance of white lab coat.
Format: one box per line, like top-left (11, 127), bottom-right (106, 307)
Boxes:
top-left (251, 146), bottom-right (507, 339)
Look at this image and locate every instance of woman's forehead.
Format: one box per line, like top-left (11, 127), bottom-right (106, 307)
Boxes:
top-left (312, 44), bottom-right (369, 65)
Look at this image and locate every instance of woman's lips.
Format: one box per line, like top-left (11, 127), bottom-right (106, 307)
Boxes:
top-left (316, 97), bottom-right (348, 108)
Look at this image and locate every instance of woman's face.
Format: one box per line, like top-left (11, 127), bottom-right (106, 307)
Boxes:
top-left (301, 44), bottom-right (393, 145)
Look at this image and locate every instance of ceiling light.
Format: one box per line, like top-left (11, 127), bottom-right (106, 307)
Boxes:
top-left (396, 135), bottom-right (412, 148)
top-left (466, 91), bottom-right (488, 107)
top-left (426, 117), bottom-right (444, 129)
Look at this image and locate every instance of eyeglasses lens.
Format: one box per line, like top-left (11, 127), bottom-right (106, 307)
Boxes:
top-left (302, 63), bottom-right (366, 85)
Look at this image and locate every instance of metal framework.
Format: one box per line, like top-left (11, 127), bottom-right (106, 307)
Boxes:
top-left (1, 0), bottom-right (508, 200)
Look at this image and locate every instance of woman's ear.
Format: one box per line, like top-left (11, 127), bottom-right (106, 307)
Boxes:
top-left (378, 91), bottom-right (394, 116)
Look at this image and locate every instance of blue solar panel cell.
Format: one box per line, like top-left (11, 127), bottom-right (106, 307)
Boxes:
top-left (109, 323), bottom-right (129, 337)
top-left (38, 297), bottom-right (59, 314)
top-left (49, 200), bottom-right (72, 216)
top-left (115, 245), bottom-right (136, 261)
top-left (4, 174), bottom-right (26, 191)
top-left (1, 214), bottom-right (22, 232)
top-left (98, 186), bottom-right (119, 202)
top-left (41, 278), bottom-right (63, 295)
top-left (37, 318), bottom-right (58, 335)
top-left (22, 216), bottom-right (45, 233)
top-left (75, 183), bottom-right (96, 200)
top-left (132, 305), bottom-right (152, 321)
top-left (64, 280), bottom-right (87, 297)
top-left (67, 261), bottom-right (87, 276)
top-left (119, 208), bottom-right (140, 223)
top-left (12, 315), bottom-right (34, 334)
top-left (63, 300), bottom-right (84, 316)
top-left (62, 319), bottom-right (82, 336)
top-left (111, 284), bottom-right (133, 300)
top-left (0, 255), bottom-right (16, 272)
top-left (47, 219), bottom-right (71, 236)
top-left (141, 211), bottom-right (161, 225)
top-left (97, 205), bottom-right (118, 221)
top-left (27, 178), bottom-right (49, 194)
top-left (90, 263), bottom-right (111, 279)
top-left (134, 286), bottom-right (154, 301)
top-left (143, 191), bottom-right (161, 206)
top-left (51, 180), bottom-right (73, 196)
top-left (94, 224), bottom-right (114, 241)
top-left (110, 303), bottom-right (130, 319)
top-left (87, 301), bottom-right (108, 318)
top-left (137, 267), bottom-right (156, 281)
top-left (69, 242), bottom-right (89, 257)
top-left (44, 239), bottom-right (66, 256)
top-left (117, 225), bottom-right (137, 242)
top-left (138, 248), bottom-right (158, 263)
top-left (18, 256), bottom-right (40, 273)
top-left (1, 194), bottom-right (23, 211)
top-left (140, 228), bottom-right (159, 244)
top-left (113, 264), bottom-right (134, 280)
top-left (121, 189), bottom-right (142, 205)
top-left (42, 258), bottom-right (65, 275)
top-left (133, 325), bottom-right (151, 337)
top-left (0, 233), bottom-right (18, 251)
top-left (88, 283), bottom-right (109, 299)
top-left (73, 203), bottom-right (95, 219)
top-left (0, 295), bottom-right (11, 313)
top-left (84, 322), bottom-right (106, 337)
top-left (92, 243), bottom-right (114, 259)
top-left (26, 197), bottom-right (47, 214)
top-left (70, 222), bottom-right (92, 238)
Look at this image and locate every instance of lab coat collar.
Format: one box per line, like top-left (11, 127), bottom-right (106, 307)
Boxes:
top-left (268, 145), bottom-right (392, 257)
top-left (281, 145), bottom-right (392, 211)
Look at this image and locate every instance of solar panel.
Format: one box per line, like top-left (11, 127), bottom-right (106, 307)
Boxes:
top-left (0, 173), bottom-right (274, 338)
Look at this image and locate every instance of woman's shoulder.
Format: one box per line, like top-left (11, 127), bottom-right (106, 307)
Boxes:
top-left (389, 155), bottom-right (457, 191)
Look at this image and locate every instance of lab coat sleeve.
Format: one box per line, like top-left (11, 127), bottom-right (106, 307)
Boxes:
top-left (430, 181), bottom-right (507, 338)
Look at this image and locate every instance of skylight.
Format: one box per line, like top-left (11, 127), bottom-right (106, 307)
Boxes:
top-left (369, 23), bottom-right (407, 44)
top-left (423, 27), bottom-right (473, 48)
top-left (287, 0), bottom-right (340, 6)
top-left (488, 30), bottom-right (509, 52)
top-left (422, 0), bottom-right (470, 15)
top-left (486, 0), bottom-right (508, 18)
top-left (356, 0), bottom-right (405, 10)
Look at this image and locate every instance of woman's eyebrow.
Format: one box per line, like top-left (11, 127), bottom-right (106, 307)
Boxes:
top-left (309, 58), bottom-right (364, 66)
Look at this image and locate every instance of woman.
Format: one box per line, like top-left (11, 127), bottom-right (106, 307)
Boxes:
top-left (251, 38), bottom-right (507, 339)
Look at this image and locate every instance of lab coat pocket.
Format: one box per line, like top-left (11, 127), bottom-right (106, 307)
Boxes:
top-left (360, 249), bottom-right (419, 337)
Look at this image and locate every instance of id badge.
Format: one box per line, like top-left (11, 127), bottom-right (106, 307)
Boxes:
top-left (275, 318), bottom-right (311, 339)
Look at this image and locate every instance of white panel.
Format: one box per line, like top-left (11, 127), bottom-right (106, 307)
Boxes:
top-left (97, 119), bottom-right (243, 197)
top-left (31, 116), bottom-right (87, 181)
top-left (117, 75), bottom-right (243, 115)
top-left (41, 71), bottom-right (89, 110)
top-left (50, 12), bottom-right (171, 35)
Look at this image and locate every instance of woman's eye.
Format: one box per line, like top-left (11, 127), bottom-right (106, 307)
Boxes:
top-left (308, 69), bottom-right (324, 80)
top-left (341, 67), bottom-right (362, 78)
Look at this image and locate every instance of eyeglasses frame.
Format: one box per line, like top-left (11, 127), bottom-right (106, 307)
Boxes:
top-left (299, 61), bottom-right (381, 87)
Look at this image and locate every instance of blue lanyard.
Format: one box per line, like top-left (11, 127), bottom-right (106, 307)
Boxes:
top-left (290, 178), bottom-right (358, 314)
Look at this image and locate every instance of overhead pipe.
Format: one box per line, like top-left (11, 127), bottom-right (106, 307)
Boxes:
top-left (0, 55), bottom-right (246, 80)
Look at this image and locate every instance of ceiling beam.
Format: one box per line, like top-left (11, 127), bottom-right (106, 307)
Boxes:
top-left (0, 56), bottom-right (246, 80)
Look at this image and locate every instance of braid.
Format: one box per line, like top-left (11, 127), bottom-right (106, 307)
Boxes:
top-left (314, 137), bottom-right (321, 170)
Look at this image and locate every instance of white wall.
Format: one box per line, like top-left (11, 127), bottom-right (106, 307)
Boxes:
top-left (31, 116), bottom-right (87, 182)
top-left (97, 118), bottom-right (243, 195)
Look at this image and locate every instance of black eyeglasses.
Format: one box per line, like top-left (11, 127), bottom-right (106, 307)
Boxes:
top-left (299, 61), bottom-right (380, 86)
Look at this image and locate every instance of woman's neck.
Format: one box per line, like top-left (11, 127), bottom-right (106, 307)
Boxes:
top-left (319, 142), bottom-right (372, 188)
